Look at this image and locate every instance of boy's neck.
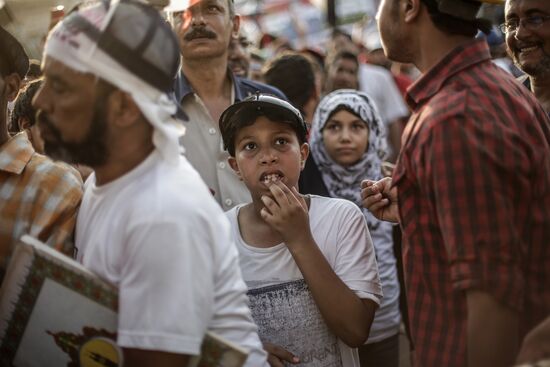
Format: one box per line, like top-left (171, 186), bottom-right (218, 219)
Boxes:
top-left (238, 201), bottom-right (284, 248)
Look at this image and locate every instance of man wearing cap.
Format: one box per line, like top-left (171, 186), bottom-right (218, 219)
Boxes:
top-left (0, 26), bottom-right (82, 282)
top-left (170, 0), bottom-right (286, 210)
top-left (504, 0), bottom-right (550, 113)
top-left (361, 0), bottom-right (550, 366)
top-left (32, 1), bottom-right (268, 366)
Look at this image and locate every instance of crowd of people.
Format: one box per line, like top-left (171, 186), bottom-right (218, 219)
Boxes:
top-left (0, 0), bottom-right (549, 366)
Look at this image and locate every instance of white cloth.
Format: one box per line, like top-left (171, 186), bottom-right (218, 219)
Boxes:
top-left (226, 195), bottom-right (382, 367)
top-left (75, 150), bottom-right (268, 366)
top-left (44, 0), bottom-right (185, 165)
top-left (359, 63), bottom-right (409, 126)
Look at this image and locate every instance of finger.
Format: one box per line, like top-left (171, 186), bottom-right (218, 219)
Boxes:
top-left (361, 179), bottom-right (377, 189)
top-left (365, 198), bottom-right (390, 213)
top-left (267, 354), bottom-right (285, 367)
top-left (361, 186), bottom-right (381, 201)
top-left (261, 195), bottom-right (280, 213)
top-left (270, 346), bottom-right (300, 364)
top-left (362, 191), bottom-right (386, 207)
top-left (291, 187), bottom-right (308, 211)
top-left (260, 206), bottom-right (275, 224)
top-left (269, 182), bottom-right (291, 206)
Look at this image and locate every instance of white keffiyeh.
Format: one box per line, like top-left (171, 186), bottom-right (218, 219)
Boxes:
top-left (44, 0), bottom-right (185, 164)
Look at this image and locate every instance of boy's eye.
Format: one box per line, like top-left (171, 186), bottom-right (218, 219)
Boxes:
top-left (243, 142), bottom-right (256, 150)
top-left (275, 138), bottom-right (288, 145)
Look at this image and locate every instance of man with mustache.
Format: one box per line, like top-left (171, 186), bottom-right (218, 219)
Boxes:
top-left (361, 0), bottom-right (550, 366)
top-left (170, 0), bottom-right (286, 210)
top-left (32, 1), bottom-right (268, 366)
top-left (504, 0), bottom-right (550, 113)
top-left (0, 26), bottom-right (82, 282)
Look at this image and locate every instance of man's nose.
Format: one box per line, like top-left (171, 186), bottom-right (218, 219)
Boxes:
top-left (190, 7), bottom-right (205, 25)
top-left (32, 84), bottom-right (48, 112)
top-left (515, 20), bottom-right (534, 40)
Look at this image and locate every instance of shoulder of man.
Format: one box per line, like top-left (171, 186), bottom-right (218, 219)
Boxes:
top-left (234, 76), bottom-right (288, 101)
top-left (27, 154), bottom-right (83, 196)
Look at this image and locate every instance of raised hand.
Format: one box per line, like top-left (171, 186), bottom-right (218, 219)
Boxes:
top-left (260, 180), bottom-right (312, 247)
top-left (361, 177), bottom-right (399, 223)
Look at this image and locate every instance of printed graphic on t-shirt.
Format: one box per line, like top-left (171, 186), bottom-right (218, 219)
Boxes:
top-left (247, 279), bottom-right (343, 367)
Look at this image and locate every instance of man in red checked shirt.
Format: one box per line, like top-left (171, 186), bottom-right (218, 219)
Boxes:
top-left (362, 0), bottom-right (550, 367)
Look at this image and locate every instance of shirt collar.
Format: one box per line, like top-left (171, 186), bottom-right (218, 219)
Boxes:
top-left (406, 38), bottom-right (492, 111)
top-left (0, 132), bottom-right (35, 175)
top-left (175, 68), bottom-right (242, 102)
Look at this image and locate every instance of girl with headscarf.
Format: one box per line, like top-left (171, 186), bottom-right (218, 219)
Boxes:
top-left (300, 89), bottom-right (401, 367)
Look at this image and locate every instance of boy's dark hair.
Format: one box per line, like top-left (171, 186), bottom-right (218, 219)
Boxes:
top-left (219, 94), bottom-right (308, 157)
top-left (262, 52), bottom-right (316, 116)
top-left (9, 79), bottom-right (43, 132)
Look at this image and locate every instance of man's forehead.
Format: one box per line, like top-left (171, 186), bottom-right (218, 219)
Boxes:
top-left (166, 0), bottom-right (227, 12)
top-left (42, 57), bottom-right (95, 83)
top-left (506, 0), bottom-right (550, 15)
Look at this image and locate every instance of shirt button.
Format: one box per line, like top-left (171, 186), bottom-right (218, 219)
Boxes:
top-left (208, 128), bottom-right (216, 135)
top-left (225, 198), bottom-right (233, 206)
top-left (219, 162), bottom-right (226, 169)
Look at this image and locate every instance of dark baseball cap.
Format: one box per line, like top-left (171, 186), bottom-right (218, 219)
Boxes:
top-left (0, 26), bottom-right (29, 79)
top-left (219, 93), bottom-right (308, 155)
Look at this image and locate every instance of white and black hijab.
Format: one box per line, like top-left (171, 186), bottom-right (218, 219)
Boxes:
top-left (309, 89), bottom-right (388, 229)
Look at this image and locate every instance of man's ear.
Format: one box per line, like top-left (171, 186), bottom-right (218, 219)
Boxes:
top-left (228, 156), bottom-right (242, 179)
top-left (231, 14), bottom-right (241, 37)
top-left (4, 74), bottom-right (22, 102)
top-left (109, 90), bottom-right (142, 128)
top-left (300, 142), bottom-right (309, 170)
top-left (404, 0), bottom-right (422, 23)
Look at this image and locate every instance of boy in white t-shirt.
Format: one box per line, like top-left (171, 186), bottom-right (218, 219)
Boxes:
top-left (219, 94), bottom-right (383, 367)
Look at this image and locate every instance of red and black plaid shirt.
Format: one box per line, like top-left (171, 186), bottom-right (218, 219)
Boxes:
top-left (394, 38), bottom-right (550, 367)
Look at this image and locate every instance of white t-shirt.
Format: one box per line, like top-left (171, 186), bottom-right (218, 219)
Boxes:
top-left (75, 150), bottom-right (268, 366)
top-left (226, 195), bottom-right (382, 367)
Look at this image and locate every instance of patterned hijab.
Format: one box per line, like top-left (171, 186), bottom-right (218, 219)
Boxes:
top-left (309, 89), bottom-right (388, 229)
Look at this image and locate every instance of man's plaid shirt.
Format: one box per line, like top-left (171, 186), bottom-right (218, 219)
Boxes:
top-left (0, 133), bottom-right (83, 279)
top-left (394, 38), bottom-right (550, 367)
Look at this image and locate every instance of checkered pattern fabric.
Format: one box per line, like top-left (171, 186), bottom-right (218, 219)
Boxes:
top-left (0, 133), bottom-right (83, 278)
top-left (394, 38), bottom-right (550, 367)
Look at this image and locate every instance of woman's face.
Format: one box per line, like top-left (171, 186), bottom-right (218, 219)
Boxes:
top-left (322, 109), bottom-right (369, 167)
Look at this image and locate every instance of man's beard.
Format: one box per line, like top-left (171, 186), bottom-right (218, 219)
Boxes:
top-left (515, 51), bottom-right (550, 79)
top-left (37, 97), bottom-right (109, 167)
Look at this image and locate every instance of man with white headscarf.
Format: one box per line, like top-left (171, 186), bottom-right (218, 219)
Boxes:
top-left (32, 1), bottom-right (268, 366)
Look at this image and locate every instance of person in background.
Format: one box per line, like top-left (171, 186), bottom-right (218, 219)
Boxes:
top-left (0, 26), bottom-right (82, 281)
top-left (362, 0), bottom-right (550, 366)
top-left (9, 79), bottom-right (44, 151)
top-left (170, 0), bottom-right (285, 210)
top-left (33, 1), bottom-right (268, 365)
top-left (220, 94), bottom-right (382, 367)
top-left (262, 52), bottom-right (319, 124)
top-left (300, 90), bottom-right (401, 367)
top-left (503, 0), bottom-right (550, 113)
top-left (324, 50), bottom-right (360, 92)
top-left (228, 33), bottom-right (251, 78)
